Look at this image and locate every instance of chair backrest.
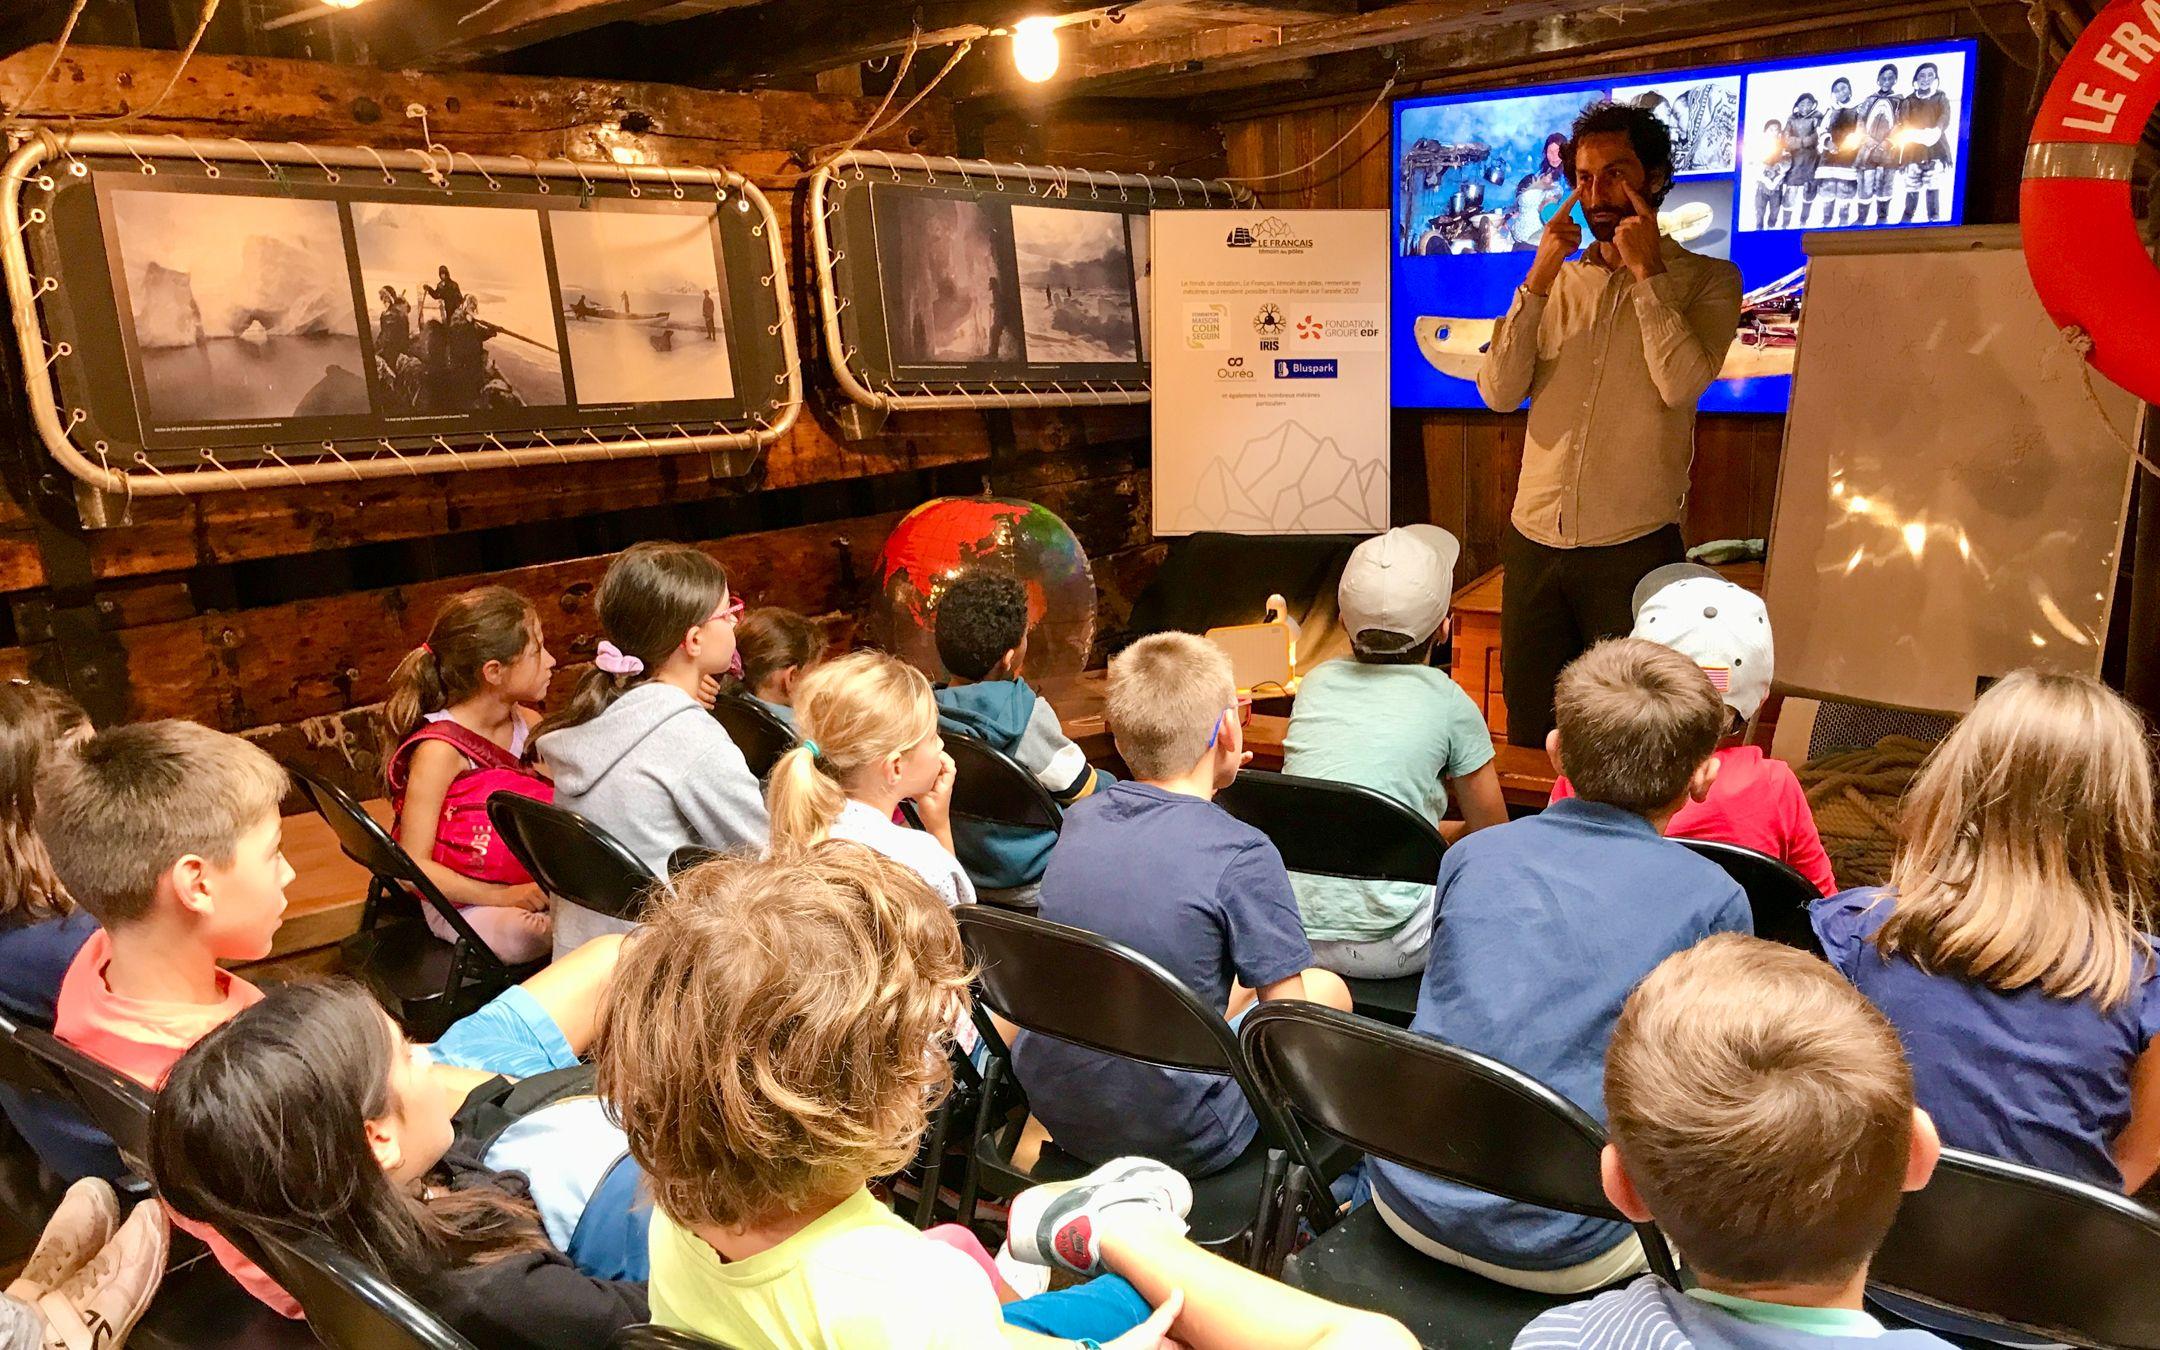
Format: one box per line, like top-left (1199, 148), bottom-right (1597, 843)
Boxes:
top-left (1239, 1000), bottom-right (1677, 1284)
top-left (610, 1327), bottom-right (741, 1349)
top-left (486, 793), bottom-right (659, 922)
top-left (1676, 838), bottom-right (1822, 954)
top-left (16, 1026), bottom-right (153, 1171)
top-left (954, 907), bottom-right (1304, 1161)
top-left (255, 1231), bottom-right (477, 1350)
top-left (284, 762), bottom-right (503, 961)
top-left (711, 695), bottom-right (796, 780)
top-left (0, 1009), bottom-right (74, 1106)
top-left (1213, 770), bottom-right (1444, 885)
top-left (667, 844), bottom-right (722, 877)
top-left (1869, 1146), bottom-right (2160, 1349)
top-left (942, 730), bottom-right (1063, 833)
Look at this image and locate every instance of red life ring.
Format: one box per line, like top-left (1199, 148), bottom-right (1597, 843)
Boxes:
top-left (2023, 0), bottom-right (2160, 402)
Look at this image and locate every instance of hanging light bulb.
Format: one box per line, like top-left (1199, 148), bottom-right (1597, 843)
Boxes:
top-left (1011, 16), bottom-right (1061, 83)
top-left (320, 0), bottom-right (369, 8)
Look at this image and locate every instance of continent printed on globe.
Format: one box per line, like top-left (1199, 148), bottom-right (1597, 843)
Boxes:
top-left (874, 497), bottom-right (1098, 681)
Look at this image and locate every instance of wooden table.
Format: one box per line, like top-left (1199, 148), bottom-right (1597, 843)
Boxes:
top-left (1039, 670), bottom-right (1558, 809)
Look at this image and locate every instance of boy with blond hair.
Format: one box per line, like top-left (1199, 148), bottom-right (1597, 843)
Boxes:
top-left (1014, 632), bottom-right (1349, 1176)
top-left (601, 844), bottom-right (1415, 1349)
top-left (40, 720), bottom-right (627, 1316)
top-left (1517, 933), bottom-right (1950, 1348)
top-left (1371, 638), bottom-right (1751, 1292)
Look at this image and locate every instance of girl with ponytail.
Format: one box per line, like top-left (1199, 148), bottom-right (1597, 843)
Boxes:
top-left (383, 587), bottom-right (558, 964)
top-left (766, 650), bottom-right (972, 908)
top-left (533, 542), bottom-right (767, 955)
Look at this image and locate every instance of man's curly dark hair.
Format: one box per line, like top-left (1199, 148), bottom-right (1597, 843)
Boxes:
top-left (933, 571), bottom-right (1030, 680)
top-left (1563, 100), bottom-right (1676, 203)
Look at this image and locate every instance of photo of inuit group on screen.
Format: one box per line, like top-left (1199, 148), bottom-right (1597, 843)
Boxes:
top-left (1389, 39), bottom-right (1975, 413)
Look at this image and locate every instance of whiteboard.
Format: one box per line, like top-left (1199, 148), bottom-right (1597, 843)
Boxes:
top-left (1764, 225), bottom-right (2144, 715)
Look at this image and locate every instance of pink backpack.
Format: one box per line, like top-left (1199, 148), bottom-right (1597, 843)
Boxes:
top-left (387, 720), bottom-right (554, 886)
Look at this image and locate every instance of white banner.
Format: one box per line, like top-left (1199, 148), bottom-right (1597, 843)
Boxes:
top-left (1151, 210), bottom-right (1391, 536)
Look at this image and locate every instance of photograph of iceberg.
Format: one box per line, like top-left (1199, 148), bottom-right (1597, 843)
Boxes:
top-left (550, 205), bottom-right (735, 407)
top-left (353, 201), bottom-right (567, 413)
top-left (103, 187), bottom-right (370, 426)
top-left (870, 187), bottom-right (1023, 367)
top-left (1011, 205), bottom-right (1139, 364)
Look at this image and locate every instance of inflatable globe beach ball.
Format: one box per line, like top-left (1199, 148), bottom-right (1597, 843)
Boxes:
top-left (872, 497), bottom-right (1098, 681)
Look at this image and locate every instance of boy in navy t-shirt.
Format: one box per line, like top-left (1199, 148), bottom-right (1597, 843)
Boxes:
top-left (1012, 632), bottom-right (1350, 1176)
top-left (1371, 638), bottom-right (1751, 1293)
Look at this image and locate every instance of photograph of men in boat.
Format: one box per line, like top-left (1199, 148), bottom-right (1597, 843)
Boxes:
top-left (354, 201), bottom-right (568, 413)
top-left (549, 205), bottom-right (735, 406)
top-left (100, 185), bottom-right (371, 428)
top-left (869, 185), bottom-right (1024, 369)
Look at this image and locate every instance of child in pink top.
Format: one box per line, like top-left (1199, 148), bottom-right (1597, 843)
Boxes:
top-left (1549, 564), bottom-right (1836, 896)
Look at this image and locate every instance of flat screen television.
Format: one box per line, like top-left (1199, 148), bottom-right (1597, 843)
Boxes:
top-left (1390, 39), bottom-right (1979, 413)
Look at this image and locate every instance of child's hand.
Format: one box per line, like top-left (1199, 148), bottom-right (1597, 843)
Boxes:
top-left (694, 673), bottom-right (721, 709)
top-left (1104, 1290), bottom-right (1184, 1348)
top-left (915, 751), bottom-right (958, 830)
top-left (503, 883), bottom-right (551, 912)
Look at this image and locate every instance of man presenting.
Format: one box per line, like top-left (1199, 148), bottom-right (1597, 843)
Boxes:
top-left (1478, 101), bottom-right (1743, 747)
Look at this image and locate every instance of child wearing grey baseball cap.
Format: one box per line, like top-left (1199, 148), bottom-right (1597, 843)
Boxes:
top-left (1549, 564), bottom-right (1836, 896)
top-left (1280, 526), bottom-right (1509, 979)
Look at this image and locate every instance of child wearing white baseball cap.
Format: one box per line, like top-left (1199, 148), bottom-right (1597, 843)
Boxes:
top-left (1281, 525), bottom-right (1509, 979)
top-left (1549, 563), bottom-right (1835, 896)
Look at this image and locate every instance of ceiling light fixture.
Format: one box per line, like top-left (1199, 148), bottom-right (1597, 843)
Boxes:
top-left (1011, 16), bottom-right (1061, 83)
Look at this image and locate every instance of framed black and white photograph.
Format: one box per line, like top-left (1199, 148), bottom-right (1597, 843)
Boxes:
top-left (352, 200), bottom-right (569, 413)
top-left (550, 203), bottom-right (735, 407)
top-left (99, 185), bottom-right (370, 430)
top-left (870, 186), bottom-right (1023, 368)
top-left (1011, 203), bottom-right (1139, 364)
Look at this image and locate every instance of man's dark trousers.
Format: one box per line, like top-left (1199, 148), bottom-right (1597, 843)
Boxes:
top-left (1500, 523), bottom-right (1686, 747)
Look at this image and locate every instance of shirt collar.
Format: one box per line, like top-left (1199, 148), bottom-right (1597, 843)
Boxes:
top-left (1540, 796), bottom-right (1662, 838)
top-left (1688, 1289), bottom-right (1887, 1338)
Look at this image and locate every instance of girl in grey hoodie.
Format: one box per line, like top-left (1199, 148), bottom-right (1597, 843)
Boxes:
top-left (533, 542), bottom-right (769, 957)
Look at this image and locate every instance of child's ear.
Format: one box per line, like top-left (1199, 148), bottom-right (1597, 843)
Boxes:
top-left (775, 665), bottom-right (800, 697)
top-left (1904, 1108), bottom-right (1941, 1193)
top-left (167, 855), bottom-right (213, 920)
top-left (1544, 728), bottom-right (1564, 778)
top-left (1600, 1144), bottom-right (1653, 1223)
top-left (364, 1113), bottom-right (403, 1175)
top-left (1688, 752), bottom-right (1722, 803)
top-left (479, 658), bottom-right (507, 690)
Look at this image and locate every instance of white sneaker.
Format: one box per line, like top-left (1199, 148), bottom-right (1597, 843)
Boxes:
top-left (4, 1180), bottom-right (118, 1305)
top-left (35, 1196), bottom-right (168, 1350)
top-left (1006, 1157), bottom-right (1192, 1276)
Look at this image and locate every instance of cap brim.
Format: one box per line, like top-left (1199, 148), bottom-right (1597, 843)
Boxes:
top-left (1631, 562), bottom-right (1724, 619)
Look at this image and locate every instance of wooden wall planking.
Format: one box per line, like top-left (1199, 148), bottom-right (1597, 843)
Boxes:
top-left (1218, 3), bottom-right (2040, 584)
top-left (0, 45), bottom-right (1222, 790)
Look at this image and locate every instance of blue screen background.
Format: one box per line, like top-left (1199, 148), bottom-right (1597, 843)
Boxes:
top-left (1390, 40), bottom-right (1979, 414)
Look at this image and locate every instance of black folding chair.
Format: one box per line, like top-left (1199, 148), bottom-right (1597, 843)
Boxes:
top-left (1241, 1002), bottom-right (1677, 1346)
top-left (1677, 838), bottom-right (1824, 955)
top-left (487, 792), bottom-right (661, 926)
top-left (18, 1023), bottom-right (154, 1174)
top-left (712, 694), bottom-right (796, 780)
top-left (1868, 1146), bottom-right (2160, 1348)
top-left (0, 1010), bottom-right (90, 1254)
top-left (1215, 770), bottom-right (1447, 1026)
top-left (940, 730), bottom-right (1062, 910)
top-left (611, 1327), bottom-right (742, 1349)
top-left (286, 763), bottom-right (539, 1042)
top-left (254, 1230), bottom-right (477, 1350)
top-left (955, 906), bottom-right (1321, 1267)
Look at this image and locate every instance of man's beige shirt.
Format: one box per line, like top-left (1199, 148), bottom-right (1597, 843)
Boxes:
top-left (1477, 237), bottom-right (1744, 549)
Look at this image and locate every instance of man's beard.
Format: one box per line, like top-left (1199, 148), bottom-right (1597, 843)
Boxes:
top-left (1586, 210), bottom-right (1627, 242)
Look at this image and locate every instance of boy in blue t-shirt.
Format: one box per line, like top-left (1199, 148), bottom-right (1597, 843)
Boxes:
top-left (1283, 525), bottom-right (1508, 979)
top-left (930, 571), bottom-right (1111, 899)
top-left (1370, 637), bottom-right (1751, 1293)
top-left (1013, 632), bottom-right (1350, 1176)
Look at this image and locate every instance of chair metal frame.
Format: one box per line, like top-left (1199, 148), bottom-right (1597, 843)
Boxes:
top-left (941, 728), bottom-right (1065, 834)
top-left (486, 792), bottom-right (661, 924)
top-left (1675, 837), bottom-right (1824, 955)
top-left (711, 693), bottom-right (797, 781)
top-left (254, 1230), bottom-right (477, 1350)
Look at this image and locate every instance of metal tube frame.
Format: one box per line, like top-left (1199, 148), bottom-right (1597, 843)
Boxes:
top-left (1, 130), bottom-right (804, 498)
top-left (808, 148), bottom-right (1252, 413)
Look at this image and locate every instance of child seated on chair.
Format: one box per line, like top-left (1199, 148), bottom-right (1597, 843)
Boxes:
top-left (931, 570), bottom-right (1113, 900)
top-left (1015, 633), bottom-right (1349, 1177)
top-left (381, 585), bottom-right (559, 965)
top-left (1516, 933), bottom-right (1952, 1349)
top-left (1369, 639), bottom-right (1750, 1294)
top-left (1812, 672), bottom-right (2160, 1196)
top-left (1549, 564), bottom-right (1835, 896)
top-left (37, 720), bottom-right (636, 1319)
top-left (152, 975), bottom-right (649, 1350)
top-left (725, 606), bottom-right (825, 729)
top-left (599, 844), bottom-right (1418, 1350)
top-left (1281, 526), bottom-right (1507, 980)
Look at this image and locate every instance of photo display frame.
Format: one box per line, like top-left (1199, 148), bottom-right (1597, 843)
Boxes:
top-left (2, 132), bottom-right (801, 502)
top-left (810, 150), bottom-right (1249, 412)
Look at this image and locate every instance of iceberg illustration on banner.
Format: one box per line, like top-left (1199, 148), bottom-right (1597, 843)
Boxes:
top-left (1184, 420), bottom-right (1387, 532)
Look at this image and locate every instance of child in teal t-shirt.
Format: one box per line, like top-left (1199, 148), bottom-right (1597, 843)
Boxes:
top-left (1282, 527), bottom-right (1507, 979)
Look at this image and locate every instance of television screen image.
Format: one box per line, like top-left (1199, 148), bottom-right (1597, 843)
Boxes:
top-left (551, 205), bottom-right (735, 407)
top-left (101, 186), bottom-right (370, 429)
top-left (353, 201), bottom-right (569, 413)
top-left (1390, 38), bottom-right (1977, 412)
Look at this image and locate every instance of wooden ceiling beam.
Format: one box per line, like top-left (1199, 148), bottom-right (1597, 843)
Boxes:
top-left (652, 0), bottom-right (1115, 88)
top-left (352, 0), bottom-right (734, 68)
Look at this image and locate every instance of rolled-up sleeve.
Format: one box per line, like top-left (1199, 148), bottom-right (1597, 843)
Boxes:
top-left (1630, 262), bottom-right (1743, 409)
top-left (1476, 286), bottom-right (1548, 412)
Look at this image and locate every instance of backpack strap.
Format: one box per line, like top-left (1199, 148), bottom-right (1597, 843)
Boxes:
top-left (388, 719), bottom-right (525, 791)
